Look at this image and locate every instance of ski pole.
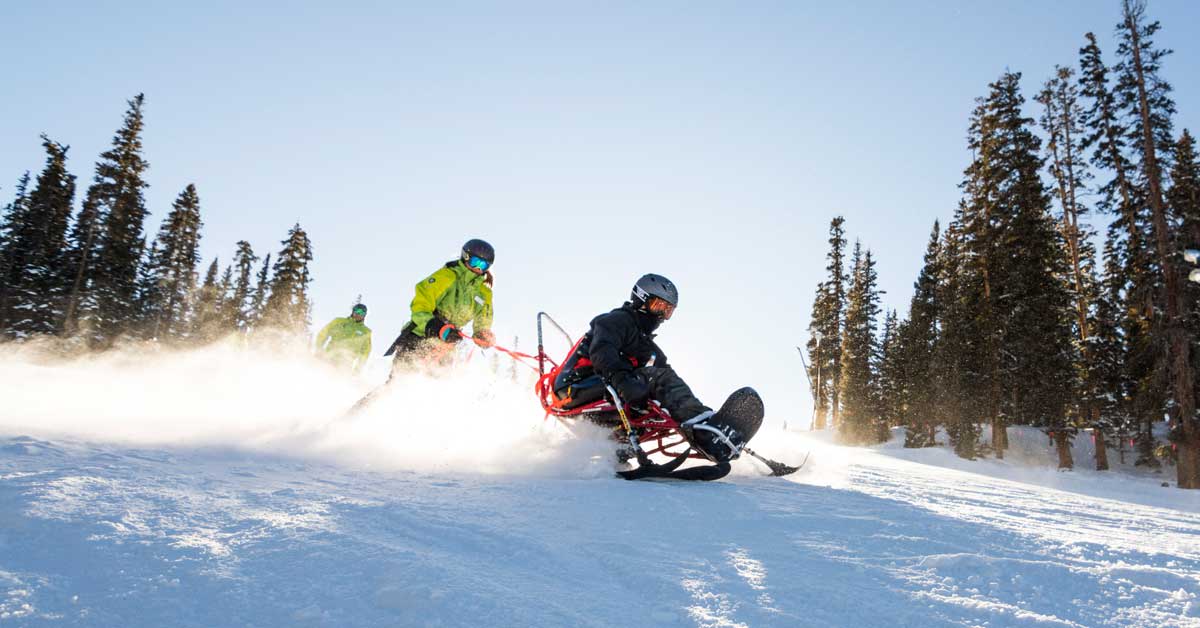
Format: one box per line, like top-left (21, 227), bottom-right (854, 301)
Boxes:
top-left (607, 384), bottom-right (649, 464)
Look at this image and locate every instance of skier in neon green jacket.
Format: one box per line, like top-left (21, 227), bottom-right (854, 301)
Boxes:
top-left (316, 303), bottom-right (373, 373)
top-left (384, 239), bottom-right (496, 366)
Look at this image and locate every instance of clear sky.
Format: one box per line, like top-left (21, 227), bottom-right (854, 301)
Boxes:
top-left (3, 1), bottom-right (1198, 426)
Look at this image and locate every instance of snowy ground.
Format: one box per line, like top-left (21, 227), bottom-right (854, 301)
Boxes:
top-left (1, 344), bottom-right (1199, 627)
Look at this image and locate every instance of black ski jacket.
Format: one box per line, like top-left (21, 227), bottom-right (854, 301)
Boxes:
top-left (582, 304), bottom-right (668, 382)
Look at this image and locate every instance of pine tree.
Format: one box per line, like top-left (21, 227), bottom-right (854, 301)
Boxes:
top-left (62, 189), bottom-right (103, 337)
top-left (248, 252), bottom-right (271, 329)
top-left (876, 310), bottom-right (902, 442)
top-left (0, 137), bottom-right (77, 339)
top-left (1092, 229), bottom-right (1135, 445)
top-left (190, 259), bottom-right (223, 343)
top-left (1168, 129), bottom-right (1200, 481)
top-left (141, 184), bottom-right (203, 341)
top-left (959, 73), bottom-right (1016, 457)
top-left (71, 94), bottom-right (152, 346)
top-left (806, 216), bottom-right (847, 430)
top-left (0, 172), bottom-right (33, 335)
top-left (1037, 66), bottom-right (1103, 469)
top-left (1115, 0), bottom-right (1197, 488)
top-left (838, 243), bottom-right (882, 444)
top-left (229, 241), bottom-right (259, 333)
top-left (260, 224), bottom-right (313, 332)
top-left (1080, 28), bottom-right (1162, 469)
top-left (898, 221), bottom-right (941, 448)
top-left (935, 216), bottom-right (982, 459)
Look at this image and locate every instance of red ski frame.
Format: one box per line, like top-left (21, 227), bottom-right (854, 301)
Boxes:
top-left (534, 313), bottom-right (707, 461)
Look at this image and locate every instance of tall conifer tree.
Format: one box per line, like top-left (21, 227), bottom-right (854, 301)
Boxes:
top-left (142, 184), bottom-right (203, 341)
top-left (838, 243), bottom-right (882, 444)
top-left (1116, 0), bottom-right (1198, 487)
top-left (0, 173), bottom-right (32, 334)
top-left (898, 221), bottom-right (942, 448)
top-left (72, 94), bottom-right (151, 345)
top-left (2, 137), bottom-right (77, 339)
top-left (806, 217), bottom-right (847, 429)
top-left (261, 224), bottom-right (313, 332)
top-left (229, 241), bottom-right (259, 333)
top-left (190, 259), bottom-right (224, 344)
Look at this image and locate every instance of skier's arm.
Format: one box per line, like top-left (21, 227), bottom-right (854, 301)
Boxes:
top-left (409, 268), bottom-right (456, 337)
top-left (473, 284), bottom-right (493, 334)
top-left (359, 330), bottom-right (372, 362)
top-left (588, 314), bottom-right (634, 382)
top-left (315, 319), bottom-right (337, 351)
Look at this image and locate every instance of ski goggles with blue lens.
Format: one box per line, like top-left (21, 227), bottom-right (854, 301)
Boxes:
top-left (468, 255), bottom-right (491, 272)
top-left (352, 306), bottom-right (367, 316)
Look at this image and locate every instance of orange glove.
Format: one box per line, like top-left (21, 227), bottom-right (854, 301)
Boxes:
top-left (474, 329), bottom-right (496, 348)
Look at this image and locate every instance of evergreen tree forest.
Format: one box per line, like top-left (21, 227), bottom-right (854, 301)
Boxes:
top-left (805, 0), bottom-right (1200, 489)
top-left (0, 94), bottom-right (314, 349)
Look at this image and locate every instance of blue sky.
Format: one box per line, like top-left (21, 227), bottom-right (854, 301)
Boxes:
top-left (3, 1), bottom-right (1198, 425)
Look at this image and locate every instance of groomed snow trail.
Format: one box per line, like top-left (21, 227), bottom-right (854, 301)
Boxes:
top-left (2, 434), bottom-right (1197, 628)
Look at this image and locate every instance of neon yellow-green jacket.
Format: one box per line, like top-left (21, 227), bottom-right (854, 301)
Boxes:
top-left (409, 261), bottom-right (493, 338)
top-left (316, 317), bottom-right (372, 371)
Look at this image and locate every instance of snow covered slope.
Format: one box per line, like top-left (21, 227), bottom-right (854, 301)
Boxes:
top-left (2, 346), bottom-right (1198, 627)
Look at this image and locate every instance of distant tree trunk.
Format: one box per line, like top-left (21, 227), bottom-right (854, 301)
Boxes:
top-left (1092, 412), bottom-right (1110, 469)
top-left (1054, 431), bottom-right (1075, 469)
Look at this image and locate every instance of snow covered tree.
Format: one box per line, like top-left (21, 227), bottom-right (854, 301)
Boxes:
top-left (62, 189), bottom-right (102, 337)
top-left (71, 94), bottom-right (152, 346)
top-left (1115, 0), bottom-right (1197, 487)
top-left (876, 309), bottom-right (902, 442)
top-left (807, 216), bottom-right (847, 430)
top-left (190, 259), bottom-right (224, 343)
top-left (934, 217), bottom-right (982, 459)
top-left (260, 224), bottom-right (313, 332)
top-left (229, 241), bottom-right (259, 333)
top-left (0, 138), bottom-right (76, 339)
top-left (141, 184), bottom-right (203, 341)
top-left (0, 172), bottom-right (32, 335)
top-left (1039, 65), bottom-right (1110, 469)
top-left (838, 243), bottom-right (882, 445)
top-left (897, 221), bottom-right (941, 448)
top-left (248, 252), bottom-right (271, 329)
top-left (1079, 29), bottom-right (1162, 469)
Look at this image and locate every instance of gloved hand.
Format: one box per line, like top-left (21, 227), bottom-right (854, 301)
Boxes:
top-left (613, 371), bottom-right (650, 407)
top-left (473, 329), bottom-right (496, 348)
top-left (438, 324), bottom-right (463, 343)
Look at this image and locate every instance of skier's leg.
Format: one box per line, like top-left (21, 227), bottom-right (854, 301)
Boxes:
top-left (642, 366), bottom-right (711, 421)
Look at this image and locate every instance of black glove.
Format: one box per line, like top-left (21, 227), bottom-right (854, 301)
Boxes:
top-left (613, 371), bottom-right (650, 407)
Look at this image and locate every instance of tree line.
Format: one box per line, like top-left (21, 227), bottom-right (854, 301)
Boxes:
top-left (805, 0), bottom-right (1200, 489)
top-left (0, 94), bottom-right (315, 349)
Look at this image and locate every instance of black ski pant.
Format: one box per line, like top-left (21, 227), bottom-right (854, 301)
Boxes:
top-left (557, 365), bottom-right (710, 422)
top-left (641, 366), bottom-right (711, 422)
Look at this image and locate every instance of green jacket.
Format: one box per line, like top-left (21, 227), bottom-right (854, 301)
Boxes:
top-left (316, 317), bottom-right (372, 371)
top-left (409, 261), bottom-right (494, 338)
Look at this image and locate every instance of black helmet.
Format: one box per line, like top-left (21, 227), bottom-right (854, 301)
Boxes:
top-left (461, 238), bottom-right (495, 271)
top-left (631, 273), bottom-right (678, 320)
top-left (351, 303), bottom-right (367, 316)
